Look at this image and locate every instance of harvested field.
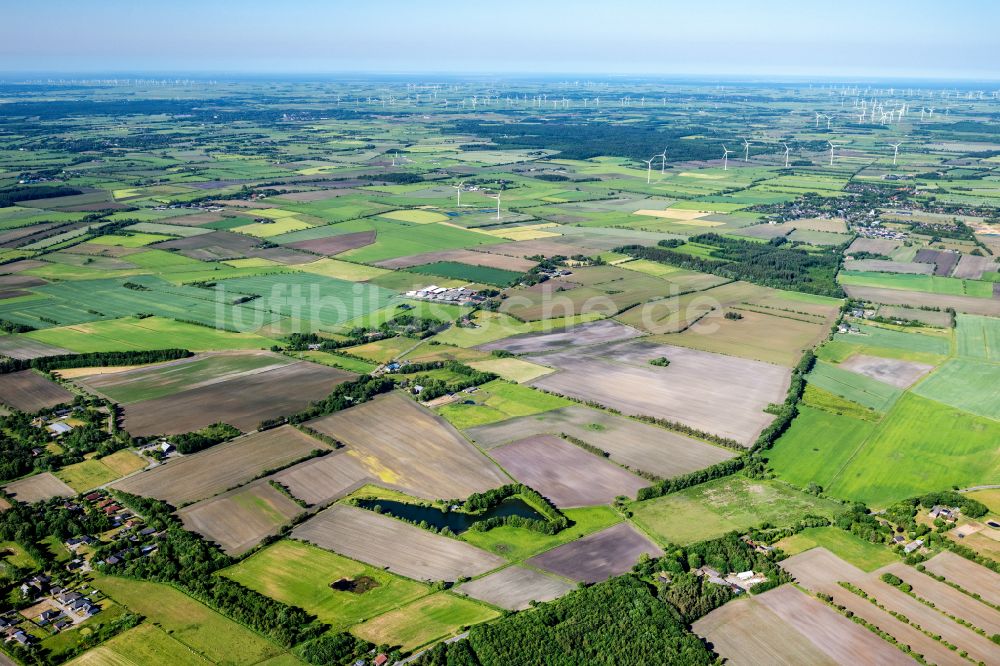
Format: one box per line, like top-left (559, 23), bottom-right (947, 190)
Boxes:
top-left (847, 238), bottom-right (901, 255)
top-left (843, 259), bottom-right (934, 274)
top-left (351, 592), bottom-right (499, 652)
top-left (178, 480), bottom-right (303, 555)
top-left (0, 370), bottom-right (74, 412)
top-left (782, 548), bottom-right (1000, 665)
top-left (156, 230), bottom-right (313, 264)
top-left (876, 305), bottom-right (954, 327)
top-left (0, 337), bottom-right (70, 360)
top-left (112, 426), bottom-right (329, 506)
top-left (483, 239), bottom-right (598, 259)
top-left (3, 472), bottom-right (75, 504)
top-left (457, 566), bottom-right (574, 610)
top-left (376, 248), bottom-right (537, 272)
top-left (306, 393), bottom-right (507, 500)
top-left (286, 230), bottom-right (375, 255)
top-left (844, 285), bottom-right (1000, 316)
top-left (530, 341), bottom-right (790, 445)
top-left (953, 254), bottom-right (998, 280)
top-left (268, 451), bottom-right (371, 506)
top-left (490, 435), bottom-right (648, 507)
top-left (915, 248), bottom-right (960, 276)
top-left (838, 353), bottom-right (934, 388)
top-left (465, 405), bottom-right (736, 479)
top-left (526, 522), bottom-right (661, 583)
top-left (879, 561), bottom-right (1000, 636)
top-left (466, 357), bottom-right (553, 383)
top-left (922, 551), bottom-right (1000, 608)
top-left (292, 505), bottom-right (505, 582)
top-left (693, 584), bottom-right (911, 666)
top-left (478, 319), bottom-right (642, 354)
top-left (121, 360), bottom-right (354, 435)
top-left (78, 351), bottom-right (295, 403)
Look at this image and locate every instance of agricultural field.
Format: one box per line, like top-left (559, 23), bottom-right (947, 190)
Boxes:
top-left (306, 392), bottom-right (508, 500)
top-left (93, 575), bottom-right (286, 664)
top-left (178, 480), bottom-right (304, 555)
top-left (465, 405), bottom-right (737, 479)
top-left (630, 475), bottom-right (845, 545)
top-left (55, 450), bottom-right (147, 492)
top-left (456, 566), bottom-right (575, 610)
top-left (525, 522), bottom-right (661, 583)
top-left (693, 584), bottom-right (913, 666)
top-left (0, 370), bottom-right (74, 412)
top-left (351, 593), bottom-right (499, 652)
top-left (112, 426), bottom-right (330, 506)
top-left (221, 539), bottom-right (430, 630)
top-left (435, 379), bottom-right (574, 430)
top-left (2, 472), bottom-right (75, 504)
top-left (292, 505), bottom-right (506, 582)
top-left (491, 434), bottom-right (648, 507)
top-left (119, 359), bottom-right (354, 434)
top-left (774, 527), bottom-right (899, 572)
top-left (781, 548), bottom-right (1000, 665)
top-left (529, 341), bottom-right (790, 445)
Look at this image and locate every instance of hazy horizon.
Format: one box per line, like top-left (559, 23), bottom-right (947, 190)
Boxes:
top-left (4, 0), bottom-right (999, 81)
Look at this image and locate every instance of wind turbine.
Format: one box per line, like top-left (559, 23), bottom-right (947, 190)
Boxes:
top-left (722, 145), bottom-right (733, 171)
top-left (815, 112), bottom-right (822, 128)
top-left (782, 142), bottom-right (790, 168)
top-left (491, 191), bottom-right (502, 221)
top-left (657, 147), bottom-right (668, 174)
top-left (889, 142), bottom-right (902, 167)
top-left (452, 182), bottom-right (464, 207)
top-left (642, 157), bottom-right (655, 184)
top-left (742, 139), bottom-right (751, 162)
top-left (827, 141), bottom-right (837, 167)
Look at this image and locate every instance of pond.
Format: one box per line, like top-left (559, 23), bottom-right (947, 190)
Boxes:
top-left (355, 496), bottom-right (544, 534)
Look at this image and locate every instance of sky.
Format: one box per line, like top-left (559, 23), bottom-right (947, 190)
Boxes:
top-left (3, 0), bottom-right (999, 80)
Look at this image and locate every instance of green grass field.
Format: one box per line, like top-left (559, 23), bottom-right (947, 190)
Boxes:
top-left (340, 219), bottom-right (504, 264)
top-left (93, 574), bottom-right (284, 664)
top-left (25, 316), bottom-right (280, 352)
top-left (806, 360), bottom-right (902, 411)
top-left (461, 505), bottom-right (622, 561)
top-left (222, 540), bottom-right (429, 631)
top-left (825, 393), bottom-right (1000, 507)
top-left (775, 527), bottom-right (899, 572)
top-left (351, 593), bottom-right (499, 651)
top-left (839, 271), bottom-right (994, 297)
top-left (0, 540), bottom-right (39, 570)
top-left (55, 451), bottom-right (147, 492)
top-left (955, 314), bottom-right (1000, 361)
top-left (911, 357), bottom-right (1000, 419)
top-left (64, 623), bottom-right (212, 666)
top-left (436, 380), bottom-right (574, 429)
top-left (767, 405), bottom-right (878, 491)
top-left (287, 350), bottom-right (377, 374)
top-left (629, 475), bottom-right (845, 545)
top-left (801, 384), bottom-right (881, 422)
top-left (408, 261), bottom-right (523, 286)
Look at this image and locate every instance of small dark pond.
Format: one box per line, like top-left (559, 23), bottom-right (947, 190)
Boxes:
top-left (355, 497), bottom-right (543, 534)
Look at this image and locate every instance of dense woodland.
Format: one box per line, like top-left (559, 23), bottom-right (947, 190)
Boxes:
top-left (619, 235), bottom-right (845, 296)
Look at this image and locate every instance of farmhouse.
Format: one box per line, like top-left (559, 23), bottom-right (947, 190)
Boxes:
top-left (903, 539), bottom-right (924, 554)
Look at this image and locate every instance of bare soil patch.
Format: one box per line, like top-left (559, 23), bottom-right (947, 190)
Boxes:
top-left (915, 248), bottom-right (960, 276)
top-left (478, 319), bottom-right (642, 354)
top-left (839, 354), bottom-right (934, 388)
top-left (847, 238), bottom-right (901, 255)
top-left (490, 435), bottom-right (648, 507)
top-left (112, 425), bottom-right (329, 506)
top-left (292, 504), bottom-right (505, 582)
top-left (953, 255), bottom-right (998, 280)
top-left (0, 370), bottom-right (74, 412)
top-left (0, 337), bottom-right (71, 360)
top-left (377, 249), bottom-right (537, 272)
top-left (526, 522), bottom-right (661, 583)
top-left (457, 566), bottom-right (574, 610)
